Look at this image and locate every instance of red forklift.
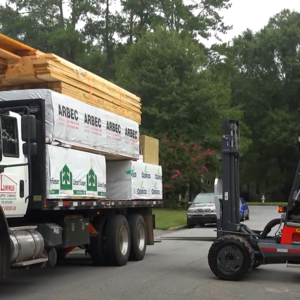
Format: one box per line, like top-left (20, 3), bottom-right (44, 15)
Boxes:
top-left (163, 120), bottom-right (300, 281)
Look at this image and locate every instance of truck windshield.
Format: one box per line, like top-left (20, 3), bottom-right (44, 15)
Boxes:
top-left (193, 193), bottom-right (214, 203)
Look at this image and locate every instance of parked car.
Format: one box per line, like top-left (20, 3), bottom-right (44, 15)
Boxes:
top-left (240, 197), bottom-right (250, 221)
top-left (187, 193), bottom-right (216, 228)
top-left (187, 193), bottom-right (250, 228)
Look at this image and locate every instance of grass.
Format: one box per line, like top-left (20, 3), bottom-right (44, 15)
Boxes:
top-left (153, 208), bottom-right (186, 230)
top-left (247, 202), bottom-right (286, 206)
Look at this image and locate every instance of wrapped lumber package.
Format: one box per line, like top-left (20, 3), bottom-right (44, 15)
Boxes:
top-left (0, 89), bottom-right (140, 160)
top-left (46, 145), bottom-right (106, 199)
top-left (106, 161), bottom-right (163, 200)
top-left (139, 135), bottom-right (159, 165)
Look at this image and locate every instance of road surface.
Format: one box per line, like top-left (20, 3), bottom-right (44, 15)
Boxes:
top-left (1, 206), bottom-right (300, 300)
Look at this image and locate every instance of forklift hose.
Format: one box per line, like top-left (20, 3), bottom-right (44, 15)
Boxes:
top-left (259, 218), bottom-right (282, 239)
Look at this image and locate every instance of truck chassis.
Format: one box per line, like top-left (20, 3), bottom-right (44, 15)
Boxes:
top-left (0, 203), bottom-right (161, 280)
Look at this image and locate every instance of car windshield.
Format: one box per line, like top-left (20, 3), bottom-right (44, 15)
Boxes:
top-left (193, 193), bottom-right (214, 203)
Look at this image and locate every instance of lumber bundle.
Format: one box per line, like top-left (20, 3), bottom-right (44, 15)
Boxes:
top-left (0, 34), bottom-right (141, 124)
top-left (140, 135), bottom-right (159, 165)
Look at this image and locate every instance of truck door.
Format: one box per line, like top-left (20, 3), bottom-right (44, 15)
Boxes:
top-left (0, 112), bottom-right (29, 217)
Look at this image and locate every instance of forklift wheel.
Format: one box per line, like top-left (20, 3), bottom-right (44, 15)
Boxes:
top-left (208, 235), bottom-right (255, 281)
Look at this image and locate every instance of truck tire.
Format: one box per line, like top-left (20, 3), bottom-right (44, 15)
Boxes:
top-left (89, 216), bottom-right (107, 266)
top-left (127, 214), bottom-right (147, 261)
top-left (208, 235), bottom-right (254, 281)
top-left (46, 247), bottom-right (57, 267)
top-left (104, 215), bottom-right (131, 266)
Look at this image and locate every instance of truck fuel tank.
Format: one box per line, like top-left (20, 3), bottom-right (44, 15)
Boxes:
top-left (9, 227), bottom-right (44, 264)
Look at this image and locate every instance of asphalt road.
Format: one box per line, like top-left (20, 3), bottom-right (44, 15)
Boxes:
top-left (2, 206), bottom-right (300, 300)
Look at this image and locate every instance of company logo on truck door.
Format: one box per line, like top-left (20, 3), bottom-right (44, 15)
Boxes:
top-left (60, 165), bottom-right (73, 190)
top-left (141, 165), bottom-right (151, 179)
top-left (87, 169), bottom-right (97, 192)
top-left (0, 174), bottom-right (17, 202)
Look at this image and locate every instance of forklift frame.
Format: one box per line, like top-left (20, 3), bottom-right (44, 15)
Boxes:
top-left (162, 120), bottom-right (300, 281)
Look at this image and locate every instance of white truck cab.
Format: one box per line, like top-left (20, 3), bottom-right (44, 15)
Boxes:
top-left (0, 111), bottom-right (30, 217)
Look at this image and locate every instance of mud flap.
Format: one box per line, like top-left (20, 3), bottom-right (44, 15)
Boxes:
top-left (0, 206), bottom-right (10, 280)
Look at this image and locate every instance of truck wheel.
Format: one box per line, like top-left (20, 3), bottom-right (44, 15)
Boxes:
top-left (208, 235), bottom-right (254, 281)
top-left (46, 247), bottom-right (57, 267)
top-left (105, 215), bottom-right (131, 266)
top-left (89, 216), bottom-right (107, 266)
top-left (127, 214), bottom-right (147, 261)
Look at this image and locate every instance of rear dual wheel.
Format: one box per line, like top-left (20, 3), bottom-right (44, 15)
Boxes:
top-left (89, 214), bottom-right (147, 267)
top-left (127, 214), bottom-right (147, 261)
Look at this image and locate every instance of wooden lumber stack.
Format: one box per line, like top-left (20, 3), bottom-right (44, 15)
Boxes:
top-left (140, 135), bottom-right (159, 165)
top-left (0, 34), bottom-right (141, 124)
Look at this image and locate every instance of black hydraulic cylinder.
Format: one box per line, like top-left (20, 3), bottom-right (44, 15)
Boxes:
top-left (220, 120), bottom-right (240, 231)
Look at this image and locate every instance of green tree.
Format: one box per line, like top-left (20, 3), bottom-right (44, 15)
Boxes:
top-left (116, 27), bottom-right (241, 146)
top-left (116, 27), bottom-right (243, 194)
top-left (229, 9), bottom-right (300, 198)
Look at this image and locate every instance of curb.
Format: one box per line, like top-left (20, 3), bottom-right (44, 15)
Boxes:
top-left (167, 225), bottom-right (187, 231)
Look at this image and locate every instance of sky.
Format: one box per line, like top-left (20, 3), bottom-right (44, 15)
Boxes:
top-left (215, 0), bottom-right (300, 44)
top-left (1, 0), bottom-right (300, 45)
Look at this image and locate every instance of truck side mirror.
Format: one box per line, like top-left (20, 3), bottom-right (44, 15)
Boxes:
top-left (21, 115), bottom-right (36, 142)
top-left (23, 143), bottom-right (37, 157)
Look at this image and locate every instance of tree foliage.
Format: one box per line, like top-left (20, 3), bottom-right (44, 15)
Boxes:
top-left (2, 1), bottom-right (300, 200)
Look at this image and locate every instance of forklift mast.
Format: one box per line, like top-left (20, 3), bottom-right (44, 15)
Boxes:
top-left (218, 120), bottom-right (241, 232)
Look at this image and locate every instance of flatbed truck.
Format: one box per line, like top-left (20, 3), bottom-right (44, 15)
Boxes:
top-left (0, 94), bottom-right (162, 281)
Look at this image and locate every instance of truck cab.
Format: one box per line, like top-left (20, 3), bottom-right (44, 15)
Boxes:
top-left (0, 111), bottom-right (32, 217)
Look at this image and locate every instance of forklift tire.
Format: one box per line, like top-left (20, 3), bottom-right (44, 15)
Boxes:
top-left (104, 215), bottom-right (131, 266)
top-left (127, 214), bottom-right (147, 261)
top-left (208, 235), bottom-right (255, 281)
top-left (89, 216), bottom-right (108, 266)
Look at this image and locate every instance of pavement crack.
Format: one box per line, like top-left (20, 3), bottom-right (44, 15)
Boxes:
top-left (186, 255), bottom-right (207, 266)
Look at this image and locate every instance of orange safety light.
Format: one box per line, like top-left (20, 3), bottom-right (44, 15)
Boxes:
top-left (278, 206), bottom-right (286, 213)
